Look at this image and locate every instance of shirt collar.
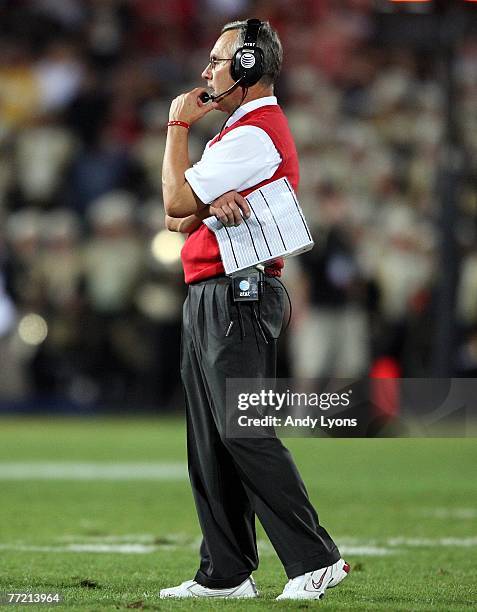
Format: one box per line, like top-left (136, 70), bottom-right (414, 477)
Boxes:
top-left (225, 96), bottom-right (278, 128)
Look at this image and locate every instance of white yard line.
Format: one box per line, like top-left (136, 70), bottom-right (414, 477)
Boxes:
top-left (386, 536), bottom-right (477, 547)
top-left (339, 545), bottom-right (393, 556)
top-left (2, 536), bottom-right (476, 556)
top-left (0, 542), bottom-right (393, 556)
top-left (418, 507), bottom-right (477, 520)
top-left (0, 462), bottom-right (187, 480)
top-left (58, 533), bottom-right (161, 543)
top-left (0, 543), bottom-right (161, 554)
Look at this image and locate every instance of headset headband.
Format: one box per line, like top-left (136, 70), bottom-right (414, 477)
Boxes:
top-left (243, 19), bottom-right (262, 47)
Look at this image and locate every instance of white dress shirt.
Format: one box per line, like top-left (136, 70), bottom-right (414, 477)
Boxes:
top-left (185, 96), bottom-right (282, 205)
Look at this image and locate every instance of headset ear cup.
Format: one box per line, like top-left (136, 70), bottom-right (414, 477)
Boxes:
top-left (231, 47), bottom-right (264, 87)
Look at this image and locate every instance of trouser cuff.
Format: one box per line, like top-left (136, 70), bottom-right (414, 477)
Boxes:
top-left (194, 569), bottom-right (251, 589)
top-left (285, 547), bottom-right (341, 579)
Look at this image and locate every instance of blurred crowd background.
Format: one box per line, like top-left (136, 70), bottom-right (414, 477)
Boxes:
top-left (0, 0), bottom-right (476, 412)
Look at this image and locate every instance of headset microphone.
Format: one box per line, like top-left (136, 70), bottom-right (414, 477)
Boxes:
top-left (199, 91), bottom-right (213, 103)
top-left (199, 78), bottom-right (243, 104)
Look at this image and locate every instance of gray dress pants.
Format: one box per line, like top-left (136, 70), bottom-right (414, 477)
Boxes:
top-left (181, 276), bottom-right (340, 588)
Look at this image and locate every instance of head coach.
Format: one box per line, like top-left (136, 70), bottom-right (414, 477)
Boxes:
top-left (160, 18), bottom-right (350, 600)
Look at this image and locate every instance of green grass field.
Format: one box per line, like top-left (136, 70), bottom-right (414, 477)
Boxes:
top-left (0, 417), bottom-right (476, 611)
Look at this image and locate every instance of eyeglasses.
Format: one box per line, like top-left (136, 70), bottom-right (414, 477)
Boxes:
top-left (207, 58), bottom-right (232, 71)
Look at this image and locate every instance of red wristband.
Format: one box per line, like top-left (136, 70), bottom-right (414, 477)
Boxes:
top-left (167, 120), bottom-right (190, 130)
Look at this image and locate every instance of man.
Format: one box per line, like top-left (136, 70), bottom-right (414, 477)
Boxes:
top-left (160, 19), bottom-right (349, 600)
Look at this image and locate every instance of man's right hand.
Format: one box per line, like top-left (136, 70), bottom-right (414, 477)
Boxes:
top-left (209, 191), bottom-right (251, 227)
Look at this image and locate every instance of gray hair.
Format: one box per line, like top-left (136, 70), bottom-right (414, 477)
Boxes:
top-left (221, 20), bottom-right (282, 86)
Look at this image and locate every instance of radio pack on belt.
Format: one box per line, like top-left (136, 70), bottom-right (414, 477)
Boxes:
top-left (232, 271), bottom-right (261, 302)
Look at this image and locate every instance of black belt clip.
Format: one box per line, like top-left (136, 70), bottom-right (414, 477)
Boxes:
top-left (231, 271), bottom-right (261, 303)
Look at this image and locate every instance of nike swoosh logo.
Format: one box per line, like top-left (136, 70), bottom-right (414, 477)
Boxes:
top-left (310, 568), bottom-right (328, 591)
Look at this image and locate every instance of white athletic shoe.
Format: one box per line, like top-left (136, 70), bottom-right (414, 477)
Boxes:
top-left (276, 558), bottom-right (350, 600)
top-left (327, 558), bottom-right (350, 588)
top-left (159, 576), bottom-right (258, 599)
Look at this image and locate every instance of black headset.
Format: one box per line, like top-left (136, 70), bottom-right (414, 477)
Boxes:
top-left (200, 19), bottom-right (264, 103)
top-left (230, 18), bottom-right (264, 87)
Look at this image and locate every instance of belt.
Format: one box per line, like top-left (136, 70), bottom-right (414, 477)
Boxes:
top-left (188, 273), bottom-right (229, 286)
top-left (189, 266), bottom-right (270, 286)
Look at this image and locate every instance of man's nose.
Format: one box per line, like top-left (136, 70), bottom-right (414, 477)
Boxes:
top-left (201, 64), bottom-right (212, 80)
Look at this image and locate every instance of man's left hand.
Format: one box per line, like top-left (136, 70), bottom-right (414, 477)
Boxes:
top-left (169, 88), bottom-right (219, 125)
top-left (209, 191), bottom-right (251, 226)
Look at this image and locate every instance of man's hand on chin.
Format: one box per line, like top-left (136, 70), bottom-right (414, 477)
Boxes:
top-left (169, 87), bottom-right (219, 126)
top-left (209, 191), bottom-right (251, 226)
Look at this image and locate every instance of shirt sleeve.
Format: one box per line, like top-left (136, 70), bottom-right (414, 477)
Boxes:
top-left (184, 125), bottom-right (282, 205)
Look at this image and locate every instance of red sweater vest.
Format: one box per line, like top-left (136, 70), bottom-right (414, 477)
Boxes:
top-left (181, 104), bottom-right (300, 284)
